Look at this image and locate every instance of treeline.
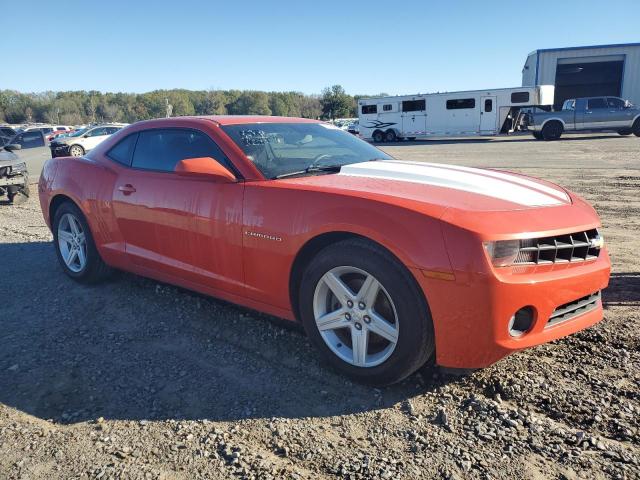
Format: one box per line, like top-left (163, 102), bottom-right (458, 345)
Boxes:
top-left (0, 85), bottom-right (364, 125)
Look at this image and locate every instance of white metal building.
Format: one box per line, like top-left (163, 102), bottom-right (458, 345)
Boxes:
top-left (522, 43), bottom-right (640, 110)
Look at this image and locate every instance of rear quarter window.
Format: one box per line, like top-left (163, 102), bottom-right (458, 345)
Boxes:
top-left (107, 133), bottom-right (138, 166)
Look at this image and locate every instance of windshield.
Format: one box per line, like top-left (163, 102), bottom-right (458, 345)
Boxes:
top-left (222, 122), bottom-right (392, 179)
top-left (69, 127), bottom-right (89, 137)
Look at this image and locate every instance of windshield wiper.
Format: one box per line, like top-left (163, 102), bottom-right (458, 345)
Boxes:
top-left (274, 165), bottom-right (343, 179)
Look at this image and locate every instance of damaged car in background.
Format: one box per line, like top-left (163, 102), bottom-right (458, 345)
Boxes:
top-left (0, 143), bottom-right (29, 204)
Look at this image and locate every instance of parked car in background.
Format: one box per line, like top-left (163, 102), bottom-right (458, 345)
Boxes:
top-left (528, 96), bottom-right (640, 140)
top-left (50, 124), bottom-right (125, 157)
top-left (8, 129), bottom-right (48, 150)
top-left (39, 115), bottom-right (610, 385)
top-left (347, 121), bottom-right (359, 135)
top-left (0, 126), bottom-right (17, 138)
top-left (0, 143), bottom-right (29, 204)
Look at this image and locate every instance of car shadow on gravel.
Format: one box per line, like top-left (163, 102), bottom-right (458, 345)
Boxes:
top-left (603, 272), bottom-right (640, 307)
top-left (0, 241), bottom-right (461, 425)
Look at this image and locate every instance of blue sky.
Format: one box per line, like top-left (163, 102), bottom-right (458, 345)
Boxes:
top-left (4, 0), bottom-right (639, 95)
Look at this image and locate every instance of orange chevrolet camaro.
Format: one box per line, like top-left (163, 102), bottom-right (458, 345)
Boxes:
top-left (38, 116), bottom-right (610, 385)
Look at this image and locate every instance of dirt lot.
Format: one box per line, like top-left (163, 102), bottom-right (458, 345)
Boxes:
top-left (1, 134), bottom-right (638, 479)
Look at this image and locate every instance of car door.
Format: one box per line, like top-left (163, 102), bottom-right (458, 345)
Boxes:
top-left (584, 97), bottom-right (609, 129)
top-left (606, 97), bottom-right (633, 128)
top-left (9, 131), bottom-right (50, 180)
top-left (109, 127), bottom-right (245, 296)
top-left (82, 127), bottom-right (110, 151)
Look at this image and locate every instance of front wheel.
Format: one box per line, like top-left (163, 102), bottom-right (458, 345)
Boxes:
top-left (69, 144), bottom-right (85, 157)
top-left (617, 129), bottom-right (632, 136)
top-left (52, 201), bottom-right (112, 283)
top-left (299, 238), bottom-right (435, 386)
top-left (633, 119), bottom-right (640, 137)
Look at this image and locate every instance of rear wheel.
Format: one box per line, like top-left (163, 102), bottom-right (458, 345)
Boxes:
top-left (372, 130), bottom-right (384, 143)
top-left (299, 238), bottom-right (435, 386)
top-left (52, 201), bottom-right (112, 283)
top-left (617, 129), bottom-right (632, 136)
top-left (532, 131), bottom-right (543, 140)
top-left (69, 144), bottom-right (85, 157)
top-left (541, 121), bottom-right (563, 141)
top-left (384, 130), bottom-right (397, 142)
top-left (633, 119), bottom-right (640, 137)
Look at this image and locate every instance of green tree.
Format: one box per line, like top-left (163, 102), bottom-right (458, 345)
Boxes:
top-left (320, 85), bottom-right (354, 119)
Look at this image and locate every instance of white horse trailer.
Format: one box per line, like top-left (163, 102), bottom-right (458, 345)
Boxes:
top-left (358, 85), bottom-right (554, 142)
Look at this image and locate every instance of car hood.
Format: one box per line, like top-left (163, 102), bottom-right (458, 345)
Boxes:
top-left (277, 160), bottom-right (572, 213)
top-left (0, 150), bottom-right (19, 167)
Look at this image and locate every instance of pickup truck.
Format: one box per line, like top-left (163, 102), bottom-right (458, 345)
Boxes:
top-left (528, 96), bottom-right (640, 140)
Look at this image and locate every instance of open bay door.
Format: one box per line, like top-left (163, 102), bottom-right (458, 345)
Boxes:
top-left (480, 96), bottom-right (497, 134)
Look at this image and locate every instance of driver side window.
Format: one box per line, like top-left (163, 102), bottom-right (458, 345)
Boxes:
top-left (131, 128), bottom-right (232, 173)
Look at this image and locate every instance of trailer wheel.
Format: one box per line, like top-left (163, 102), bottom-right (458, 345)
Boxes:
top-left (541, 121), bottom-right (563, 141)
top-left (384, 130), bottom-right (397, 142)
top-left (532, 131), bottom-right (543, 140)
top-left (632, 119), bottom-right (640, 137)
top-left (372, 130), bottom-right (384, 143)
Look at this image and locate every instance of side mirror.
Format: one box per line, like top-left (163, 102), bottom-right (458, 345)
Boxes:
top-left (175, 157), bottom-right (236, 183)
top-left (4, 144), bottom-right (21, 152)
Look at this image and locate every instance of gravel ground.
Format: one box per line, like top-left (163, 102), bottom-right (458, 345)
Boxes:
top-left (0, 134), bottom-right (638, 479)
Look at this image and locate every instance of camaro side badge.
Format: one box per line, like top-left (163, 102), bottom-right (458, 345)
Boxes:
top-left (245, 230), bottom-right (283, 242)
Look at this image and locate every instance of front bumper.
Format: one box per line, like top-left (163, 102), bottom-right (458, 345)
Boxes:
top-left (0, 173), bottom-right (27, 187)
top-left (413, 249), bottom-right (610, 369)
top-left (50, 143), bottom-right (70, 157)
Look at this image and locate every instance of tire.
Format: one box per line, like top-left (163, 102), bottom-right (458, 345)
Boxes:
top-left (384, 130), bottom-right (397, 142)
top-left (52, 201), bottom-right (112, 283)
top-left (532, 131), bottom-right (543, 140)
top-left (69, 144), bottom-right (85, 157)
top-left (541, 121), bottom-right (563, 141)
top-left (6, 183), bottom-right (29, 205)
top-left (299, 238), bottom-right (435, 386)
top-left (633, 119), bottom-right (640, 137)
top-left (372, 131), bottom-right (384, 143)
top-left (617, 129), bottom-right (632, 136)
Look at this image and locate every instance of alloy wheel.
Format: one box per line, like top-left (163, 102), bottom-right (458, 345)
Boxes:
top-left (57, 213), bottom-right (87, 273)
top-left (313, 266), bottom-right (399, 367)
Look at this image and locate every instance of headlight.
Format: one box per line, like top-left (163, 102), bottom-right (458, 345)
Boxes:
top-left (12, 162), bottom-right (27, 173)
top-left (484, 240), bottom-right (520, 267)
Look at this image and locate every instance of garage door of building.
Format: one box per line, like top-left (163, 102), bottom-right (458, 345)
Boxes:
top-left (554, 55), bottom-right (624, 110)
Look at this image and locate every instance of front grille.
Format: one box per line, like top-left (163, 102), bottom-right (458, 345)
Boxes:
top-left (515, 229), bottom-right (601, 265)
top-left (547, 291), bottom-right (601, 328)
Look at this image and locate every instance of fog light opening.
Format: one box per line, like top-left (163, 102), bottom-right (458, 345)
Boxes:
top-left (509, 307), bottom-right (534, 337)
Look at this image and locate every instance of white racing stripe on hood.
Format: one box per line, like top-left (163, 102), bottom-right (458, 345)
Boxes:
top-left (340, 161), bottom-right (570, 207)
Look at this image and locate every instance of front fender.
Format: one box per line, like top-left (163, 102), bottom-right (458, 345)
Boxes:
top-left (241, 184), bottom-right (453, 311)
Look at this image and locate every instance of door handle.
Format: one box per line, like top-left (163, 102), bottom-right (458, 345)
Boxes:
top-left (118, 184), bottom-right (136, 195)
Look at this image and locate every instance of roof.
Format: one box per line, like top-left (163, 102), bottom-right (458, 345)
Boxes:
top-left (527, 42), bottom-right (640, 57)
top-left (133, 115), bottom-right (321, 126)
